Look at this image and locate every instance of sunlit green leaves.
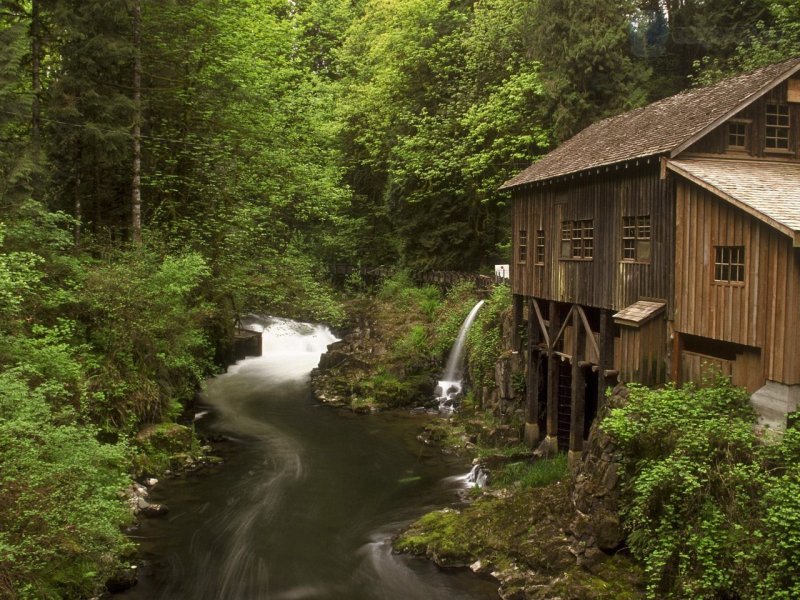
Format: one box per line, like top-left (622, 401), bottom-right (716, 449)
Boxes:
top-left (604, 382), bottom-right (800, 598)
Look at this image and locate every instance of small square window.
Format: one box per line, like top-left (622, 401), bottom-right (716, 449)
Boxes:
top-left (561, 219), bottom-right (593, 260)
top-left (622, 214), bottom-right (651, 262)
top-left (714, 246), bottom-right (745, 283)
top-left (728, 121), bottom-right (747, 149)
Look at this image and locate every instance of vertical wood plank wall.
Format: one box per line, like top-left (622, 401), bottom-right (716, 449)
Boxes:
top-left (618, 318), bottom-right (667, 386)
top-left (674, 179), bottom-right (800, 385)
top-left (511, 164), bottom-right (674, 313)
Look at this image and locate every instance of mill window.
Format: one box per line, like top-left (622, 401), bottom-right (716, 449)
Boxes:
top-left (535, 230), bottom-right (545, 265)
top-left (560, 219), bottom-right (594, 260)
top-left (765, 104), bottom-right (790, 150)
top-left (714, 246), bottom-right (745, 283)
top-left (518, 229), bottom-right (528, 263)
top-left (622, 215), bottom-right (651, 262)
top-left (727, 121), bottom-right (748, 150)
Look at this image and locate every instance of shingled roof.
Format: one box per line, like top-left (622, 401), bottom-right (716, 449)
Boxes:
top-left (501, 57), bottom-right (800, 190)
top-left (667, 158), bottom-right (800, 244)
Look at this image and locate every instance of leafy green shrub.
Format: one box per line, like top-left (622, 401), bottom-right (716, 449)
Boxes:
top-left (394, 324), bottom-right (434, 363)
top-left (356, 369), bottom-right (420, 408)
top-left (378, 271), bottom-right (441, 312)
top-left (466, 283), bottom-right (510, 387)
top-left (0, 372), bottom-right (131, 600)
top-left (604, 380), bottom-right (800, 599)
top-left (81, 249), bottom-right (214, 429)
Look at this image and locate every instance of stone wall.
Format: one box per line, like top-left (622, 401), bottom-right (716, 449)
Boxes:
top-left (568, 383), bottom-right (628, 568)
top-left (468, 306), bottom-right (527, 444)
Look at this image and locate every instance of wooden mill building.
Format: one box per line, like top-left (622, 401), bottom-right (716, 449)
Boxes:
top-left (502, 57), bottom-right (800, 460)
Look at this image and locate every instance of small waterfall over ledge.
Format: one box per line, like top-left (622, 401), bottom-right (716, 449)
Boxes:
top-left (435, 300), bottom-right (485, 412)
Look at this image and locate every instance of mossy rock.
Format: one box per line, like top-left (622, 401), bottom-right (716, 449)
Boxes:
top-left (394, 509), bottom-right (474, 567)
top-left (136, 422), bottom-right (194, 454)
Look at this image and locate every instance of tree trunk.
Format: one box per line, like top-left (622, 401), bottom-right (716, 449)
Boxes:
top-left (75, 143), bottom-right (82, 247)
top-left (131, 0), bottom-right (142, 245)
top-left (30, 0), bottom-right (41, 143)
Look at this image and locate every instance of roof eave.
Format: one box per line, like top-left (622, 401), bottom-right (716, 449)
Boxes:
top-left (665, 160), bottom-right (800, 244)
top-left (499, 155), bottom-right (663, 192)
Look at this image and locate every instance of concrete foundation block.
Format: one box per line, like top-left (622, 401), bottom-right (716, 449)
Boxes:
top-left (523, 422), bottom-right (540, 447)
top-left (751, 380), bottom-right (800, 432)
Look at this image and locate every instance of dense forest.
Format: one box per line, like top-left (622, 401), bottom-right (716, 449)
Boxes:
top-left (1, 0), bottom-right (800, 597)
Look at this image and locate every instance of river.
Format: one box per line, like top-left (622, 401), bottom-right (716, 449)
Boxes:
top-left (118, 317), bottom-right (498, 600)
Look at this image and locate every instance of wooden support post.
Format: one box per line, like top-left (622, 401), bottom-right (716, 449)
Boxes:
top-left (671, 331), bottom-right (683, 385)
top-left (569, 307), bottom-right (586, 468)
top-left (538, 301), bottom-right (560, 457)
top-left (512, 294), bottom-right (524, 352)
top-left (524, 299), bottom-right (541, 447)
top-left (598, 309), bottom-right (615, 405)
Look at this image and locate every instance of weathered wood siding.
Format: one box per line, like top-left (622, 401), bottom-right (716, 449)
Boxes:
top-left (685, 77), bottom-right (800, 160)
top-left (679, 348), bottom-right (763, 392)
top-left (674, 179), bottom-right (800, 385)
top-left (511, 163), bottom-right (674, 312)
top-left (618, 317), bottom-right (667, 386)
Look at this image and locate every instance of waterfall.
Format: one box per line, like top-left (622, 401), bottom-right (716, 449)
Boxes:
top-left (435, 300), bottom-right (485, 412)
top-left (226, 315), bottom-right (338, 381)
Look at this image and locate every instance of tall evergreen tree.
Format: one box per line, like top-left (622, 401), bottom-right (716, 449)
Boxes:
top-left (530, 0), bottom-right (650, 141)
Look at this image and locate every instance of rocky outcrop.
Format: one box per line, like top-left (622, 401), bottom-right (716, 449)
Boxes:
top-left (568, 384), bottom-right (628, 568)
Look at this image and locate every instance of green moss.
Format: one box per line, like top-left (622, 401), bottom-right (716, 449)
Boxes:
top-left (132, 422), bottom-right (201, 476)
top-left (395, 509), bottom-right (474, 563)
top-left (492, 454), bottom-right (569, 489)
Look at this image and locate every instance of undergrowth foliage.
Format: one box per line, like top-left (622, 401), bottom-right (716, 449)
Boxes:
top-left (466, 283), bottom-right (510, 388)
top-left (604, 381), bottom-right (800, 600)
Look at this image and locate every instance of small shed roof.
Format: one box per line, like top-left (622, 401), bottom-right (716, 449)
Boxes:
top-left (613, 300), bottom-right (666, 327)
top-left (667, 158), bottom-right (800, 244)
top-left (501, 57), bottom-right (800, 189)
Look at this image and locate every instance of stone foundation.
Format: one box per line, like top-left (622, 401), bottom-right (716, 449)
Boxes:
top-left (568, 383), bottom-right (628, 568)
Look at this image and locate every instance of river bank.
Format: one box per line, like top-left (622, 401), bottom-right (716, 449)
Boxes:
top-left (309, 279), bottom-right (645, 599)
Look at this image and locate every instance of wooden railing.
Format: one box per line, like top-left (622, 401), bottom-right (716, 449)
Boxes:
top-left (328, 264), bottom-right (505, 290)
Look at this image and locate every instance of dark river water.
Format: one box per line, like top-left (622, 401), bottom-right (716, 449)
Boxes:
top-left (118, 318), bottom-right (498, 600)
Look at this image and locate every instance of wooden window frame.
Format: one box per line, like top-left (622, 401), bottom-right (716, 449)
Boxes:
top-left (621, 214), bottom-right (651, 263)
top-left (518, 229), bottom-right (528, 263)
top-left (560, 219), bottom-right (594, 261)
top-left (713, 245), bottom-right (745, 285)
top-left (727, 120), bottom-right (749, 152)
top-left (765, 103), bottom-right (791, 152)
top-left (535, 230), bottom-right (545, 265)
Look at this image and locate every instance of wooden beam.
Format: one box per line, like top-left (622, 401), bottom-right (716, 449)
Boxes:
top-left (570, 308), bottom-right (586, 462)
top-left (575, 304), bottom-right (601, 361)
top-left (531, 298), bottom-right (551, 349)
top-left (671, 331), bottom-right (684, 385)
top-left (525, 299), bottom-right (541, 446)
top-left (598, 309), bottom-right (615, 405)
top-left (512, 294), bottom-right (524, 352)
top-left (552, 304), bottom-right (575, 349)
top-left (546, 301), bottom-right (560, 441)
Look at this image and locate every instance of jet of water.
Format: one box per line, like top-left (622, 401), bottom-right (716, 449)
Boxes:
top-left (435, 300), bottom-right (485, 412)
